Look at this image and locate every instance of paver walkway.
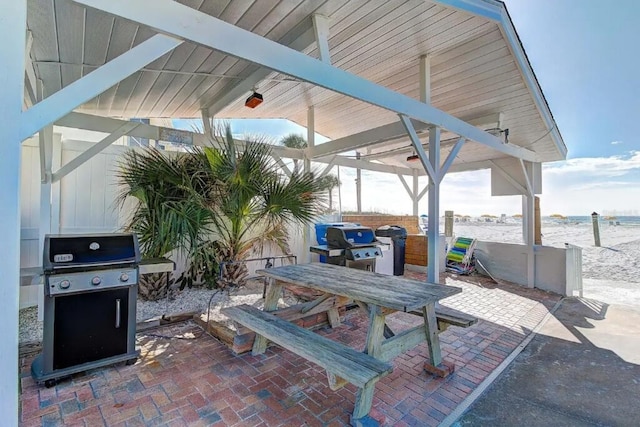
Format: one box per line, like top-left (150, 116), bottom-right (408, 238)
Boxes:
top-left (19, 273), bottom-right (560, 426)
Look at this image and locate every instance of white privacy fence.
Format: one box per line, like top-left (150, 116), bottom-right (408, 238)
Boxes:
top-left (19, 135), bottom-right (306, 308)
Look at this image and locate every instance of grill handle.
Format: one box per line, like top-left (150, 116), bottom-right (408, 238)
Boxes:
top-left (115, 299), bottom-right (121, 328)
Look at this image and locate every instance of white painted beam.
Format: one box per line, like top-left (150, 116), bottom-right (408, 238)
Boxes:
top-left (312, 14), bottom-right (331, 64)
top-left (201, 108), bottom-right (212, 137)
top-left (519, 159), bottom-right (534, 196)
top-left (417, 185), bottom-right (429, 201)
top-left (52, 122), bottom-right (139, 182)
top-left (272, 152), bottom-right (292, 178)
top-left (203, 21), bottom-right (316, 114)
top-left (412, 170), bottom-right (419, 216)
top-left (319, 157), bottom-right (336, 178)
top-left (419, 55), bottom-right (431, 104)
top-left (427, 126), bottom-right (441, 283)
top-left (20, 34), bottom-right (183, 140)
top-left (398, 174), bottom-right (413, 199)
top-left (438, 138), bottom-right (465, 182)
top-left (0, 0), bottom-right (25, 422)
top-left (399, 115), bottom-right (436, 180)
top-left (73, 0), bottom-right (539, 162)
top-left (310, 119), bottom-right (430, 159)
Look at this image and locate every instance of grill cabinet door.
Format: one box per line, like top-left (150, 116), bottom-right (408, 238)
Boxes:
top-left (53, 288), bottom-right (129, 370)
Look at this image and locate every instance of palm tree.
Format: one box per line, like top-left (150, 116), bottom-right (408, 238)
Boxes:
top-left (197, 124), bottom-right (326, 286)
top-left (116, 149), bottom-right (214, 300)
top-left (279, 133), bottom-right (307, 174)
top-left (317, 174), bottom-right (341, 211)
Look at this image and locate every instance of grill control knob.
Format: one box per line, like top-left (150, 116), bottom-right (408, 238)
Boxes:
top-left (120, 273), bottom-right (129, 282)
top-left (355, 253), bottom-right (361, 258)
top-left (91, 276), bottom-right (102, 286)
top-left (59, 280), bottom-right (70, 289)
top-left (365, 252), bottom-right (370, 257)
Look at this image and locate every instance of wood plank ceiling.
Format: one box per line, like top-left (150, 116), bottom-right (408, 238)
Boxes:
top-left (26, 0), bottom-right (566, 168)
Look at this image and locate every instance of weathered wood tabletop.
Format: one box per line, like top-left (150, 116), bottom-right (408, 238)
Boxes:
top-left (256, 262), bottom-right (461, 312)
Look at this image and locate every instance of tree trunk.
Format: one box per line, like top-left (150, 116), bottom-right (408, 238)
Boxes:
top-left (138, 272), bottom-right (173, 301)
top-left (328, 189), bottom-right (333, 211)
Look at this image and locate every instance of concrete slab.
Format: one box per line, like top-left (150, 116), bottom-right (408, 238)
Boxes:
top-left (454, 297), bottom-right (640, 426)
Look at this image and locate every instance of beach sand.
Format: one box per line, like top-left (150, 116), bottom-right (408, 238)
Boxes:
top-left (453, 220), bottom-right (640, 309)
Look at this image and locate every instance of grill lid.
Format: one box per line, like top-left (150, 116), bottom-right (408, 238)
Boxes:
top-left (44, 233), bottom-right (140, 272)
top-left (326, 226), bottom-right (379, 249)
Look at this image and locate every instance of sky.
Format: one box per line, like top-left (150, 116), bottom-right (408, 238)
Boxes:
top-left (176, 0), bottom-right (640, 217)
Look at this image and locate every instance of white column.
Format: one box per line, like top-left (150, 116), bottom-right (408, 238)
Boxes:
top-left (356, 152), bottom-right (362, 213)
top-left (521, 160), bottom-right (536, 288)
top-left (38, 125), bottom-right (54, 321)
top-left (304, 107), bottom-right (315, 263)
top-left (427, 127), bottom-right (441, 283)
top-left (412, 170), bottom-right (419, 216)
top-left (0, 0), bottom-right (26, 423)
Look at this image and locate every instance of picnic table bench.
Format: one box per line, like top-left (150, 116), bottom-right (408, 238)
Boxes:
top-left (224, 263), bottom-right (470, 426)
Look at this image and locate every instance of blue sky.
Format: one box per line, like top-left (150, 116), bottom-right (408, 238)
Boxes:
top-left (176, 1), bottom-right (640, 216)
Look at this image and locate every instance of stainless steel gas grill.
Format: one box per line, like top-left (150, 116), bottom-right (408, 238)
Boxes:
top-left (32, 233), bottom-right (141, 386)
top-left (310, 226), bottom-right (383, 271)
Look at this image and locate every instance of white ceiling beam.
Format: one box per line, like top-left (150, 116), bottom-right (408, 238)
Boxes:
top-left (398, 174), bottom-right (413, 198)
top-left (203, 21), bottom-right (316, 114)
top-left (419, 54), bottom-right (431, 104)
top-left (20, 34), bottom-right (183, 141)
top-left (399, 115), bottom-right (436, 181)
top-left (312, 14), bottom-right (331, 64)
top-left (72, 0), bottom-right (539, 163)
top-left (319, 156), bottom-right (337, 177)
top-left (52, 122), bottom-right (139, 182)
top-left (438, 138), bottom-right (465, 182)
top-left (271, 152), bottom-right (292, 178)
top-left (309, 119), bottom-right (430, 159)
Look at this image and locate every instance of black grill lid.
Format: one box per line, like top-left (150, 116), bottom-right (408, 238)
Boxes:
top-left (44, 233), bottom-right (140, 272)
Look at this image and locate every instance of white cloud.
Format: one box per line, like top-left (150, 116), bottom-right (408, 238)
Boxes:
top-left (611, 140), bottom-right (623, 145)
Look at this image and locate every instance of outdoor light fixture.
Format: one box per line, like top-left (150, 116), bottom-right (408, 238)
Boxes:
top-left (245, 91), bottom-right (263, 108)
top-left (406, 153), bottom-right (419, 162)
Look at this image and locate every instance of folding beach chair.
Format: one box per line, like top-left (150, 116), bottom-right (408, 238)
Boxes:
top-left (446, 236), bottom-right (477, 274)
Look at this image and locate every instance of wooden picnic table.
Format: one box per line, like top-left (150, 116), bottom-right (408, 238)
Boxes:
top-left (248, 262), bottom-right (462, 425)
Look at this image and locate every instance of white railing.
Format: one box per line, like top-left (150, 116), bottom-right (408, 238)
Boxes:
top-left (565, 243), bottom-right (583, 297)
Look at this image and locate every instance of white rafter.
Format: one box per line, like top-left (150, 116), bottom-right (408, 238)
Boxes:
top-left (20, 34), bottom-right (183, 141)
top-left (71, 0), bottom-right (539, 163)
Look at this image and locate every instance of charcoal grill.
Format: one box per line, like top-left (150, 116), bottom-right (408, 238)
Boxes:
top-left (323, 226), bottom-right (382, 271)
top-left (31, 233), bottom-right (141, 386)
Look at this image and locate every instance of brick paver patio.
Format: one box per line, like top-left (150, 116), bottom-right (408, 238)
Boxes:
top-left (19, 273), bottom-right (561, 426)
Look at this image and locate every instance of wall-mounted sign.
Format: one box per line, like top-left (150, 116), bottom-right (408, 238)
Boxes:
top-left (158, 127), bottom-right (193, 145)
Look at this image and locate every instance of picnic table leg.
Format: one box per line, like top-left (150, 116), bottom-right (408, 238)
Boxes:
top-left (352, 380), bottom-right (378, 426)
top-left (423, 302), bottom-right (454, 377)
top-left (252, 278), bottom-right (283, 355)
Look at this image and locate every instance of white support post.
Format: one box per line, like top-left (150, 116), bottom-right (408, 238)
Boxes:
top-left (412, 170), bottom-right (419, 216)
top-left (0, 0), bottom-right (25, 422)
top-left (356, 152), bottom-right (362, 213)
top-left (304, 107), bottom-right (315, 263)
top-left (399, 115), bottom-right (436, 181)
top-left (20, 34), bottom-right (182, 140)
top-left (52, 122), bottom-right (139, 182)
top-left (201, 108), bottom-right (212, 138)
top-left (427, 127), bottom-right (441, 283)
top-left (520, 160), bottom-right (535, 287)
top-left (38, 125), bottom-right (54, 321)
top-left (312, 14), bottom-right (331, 64)
top-left (419, 55), bottom-right (431, 104)
top-left (51, 135), bottom-right (62, 234)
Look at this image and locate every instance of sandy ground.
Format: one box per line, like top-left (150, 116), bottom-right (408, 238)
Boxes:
top-left (19, 220), bottom-right (640, 343)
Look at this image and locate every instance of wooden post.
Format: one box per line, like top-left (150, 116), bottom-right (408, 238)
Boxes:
top-left (444, 210), bottom-right (454, 237)
top-left (534, 196), bottom-right (542, 245)
top-left (591, 212), bottom-right (601, 247)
